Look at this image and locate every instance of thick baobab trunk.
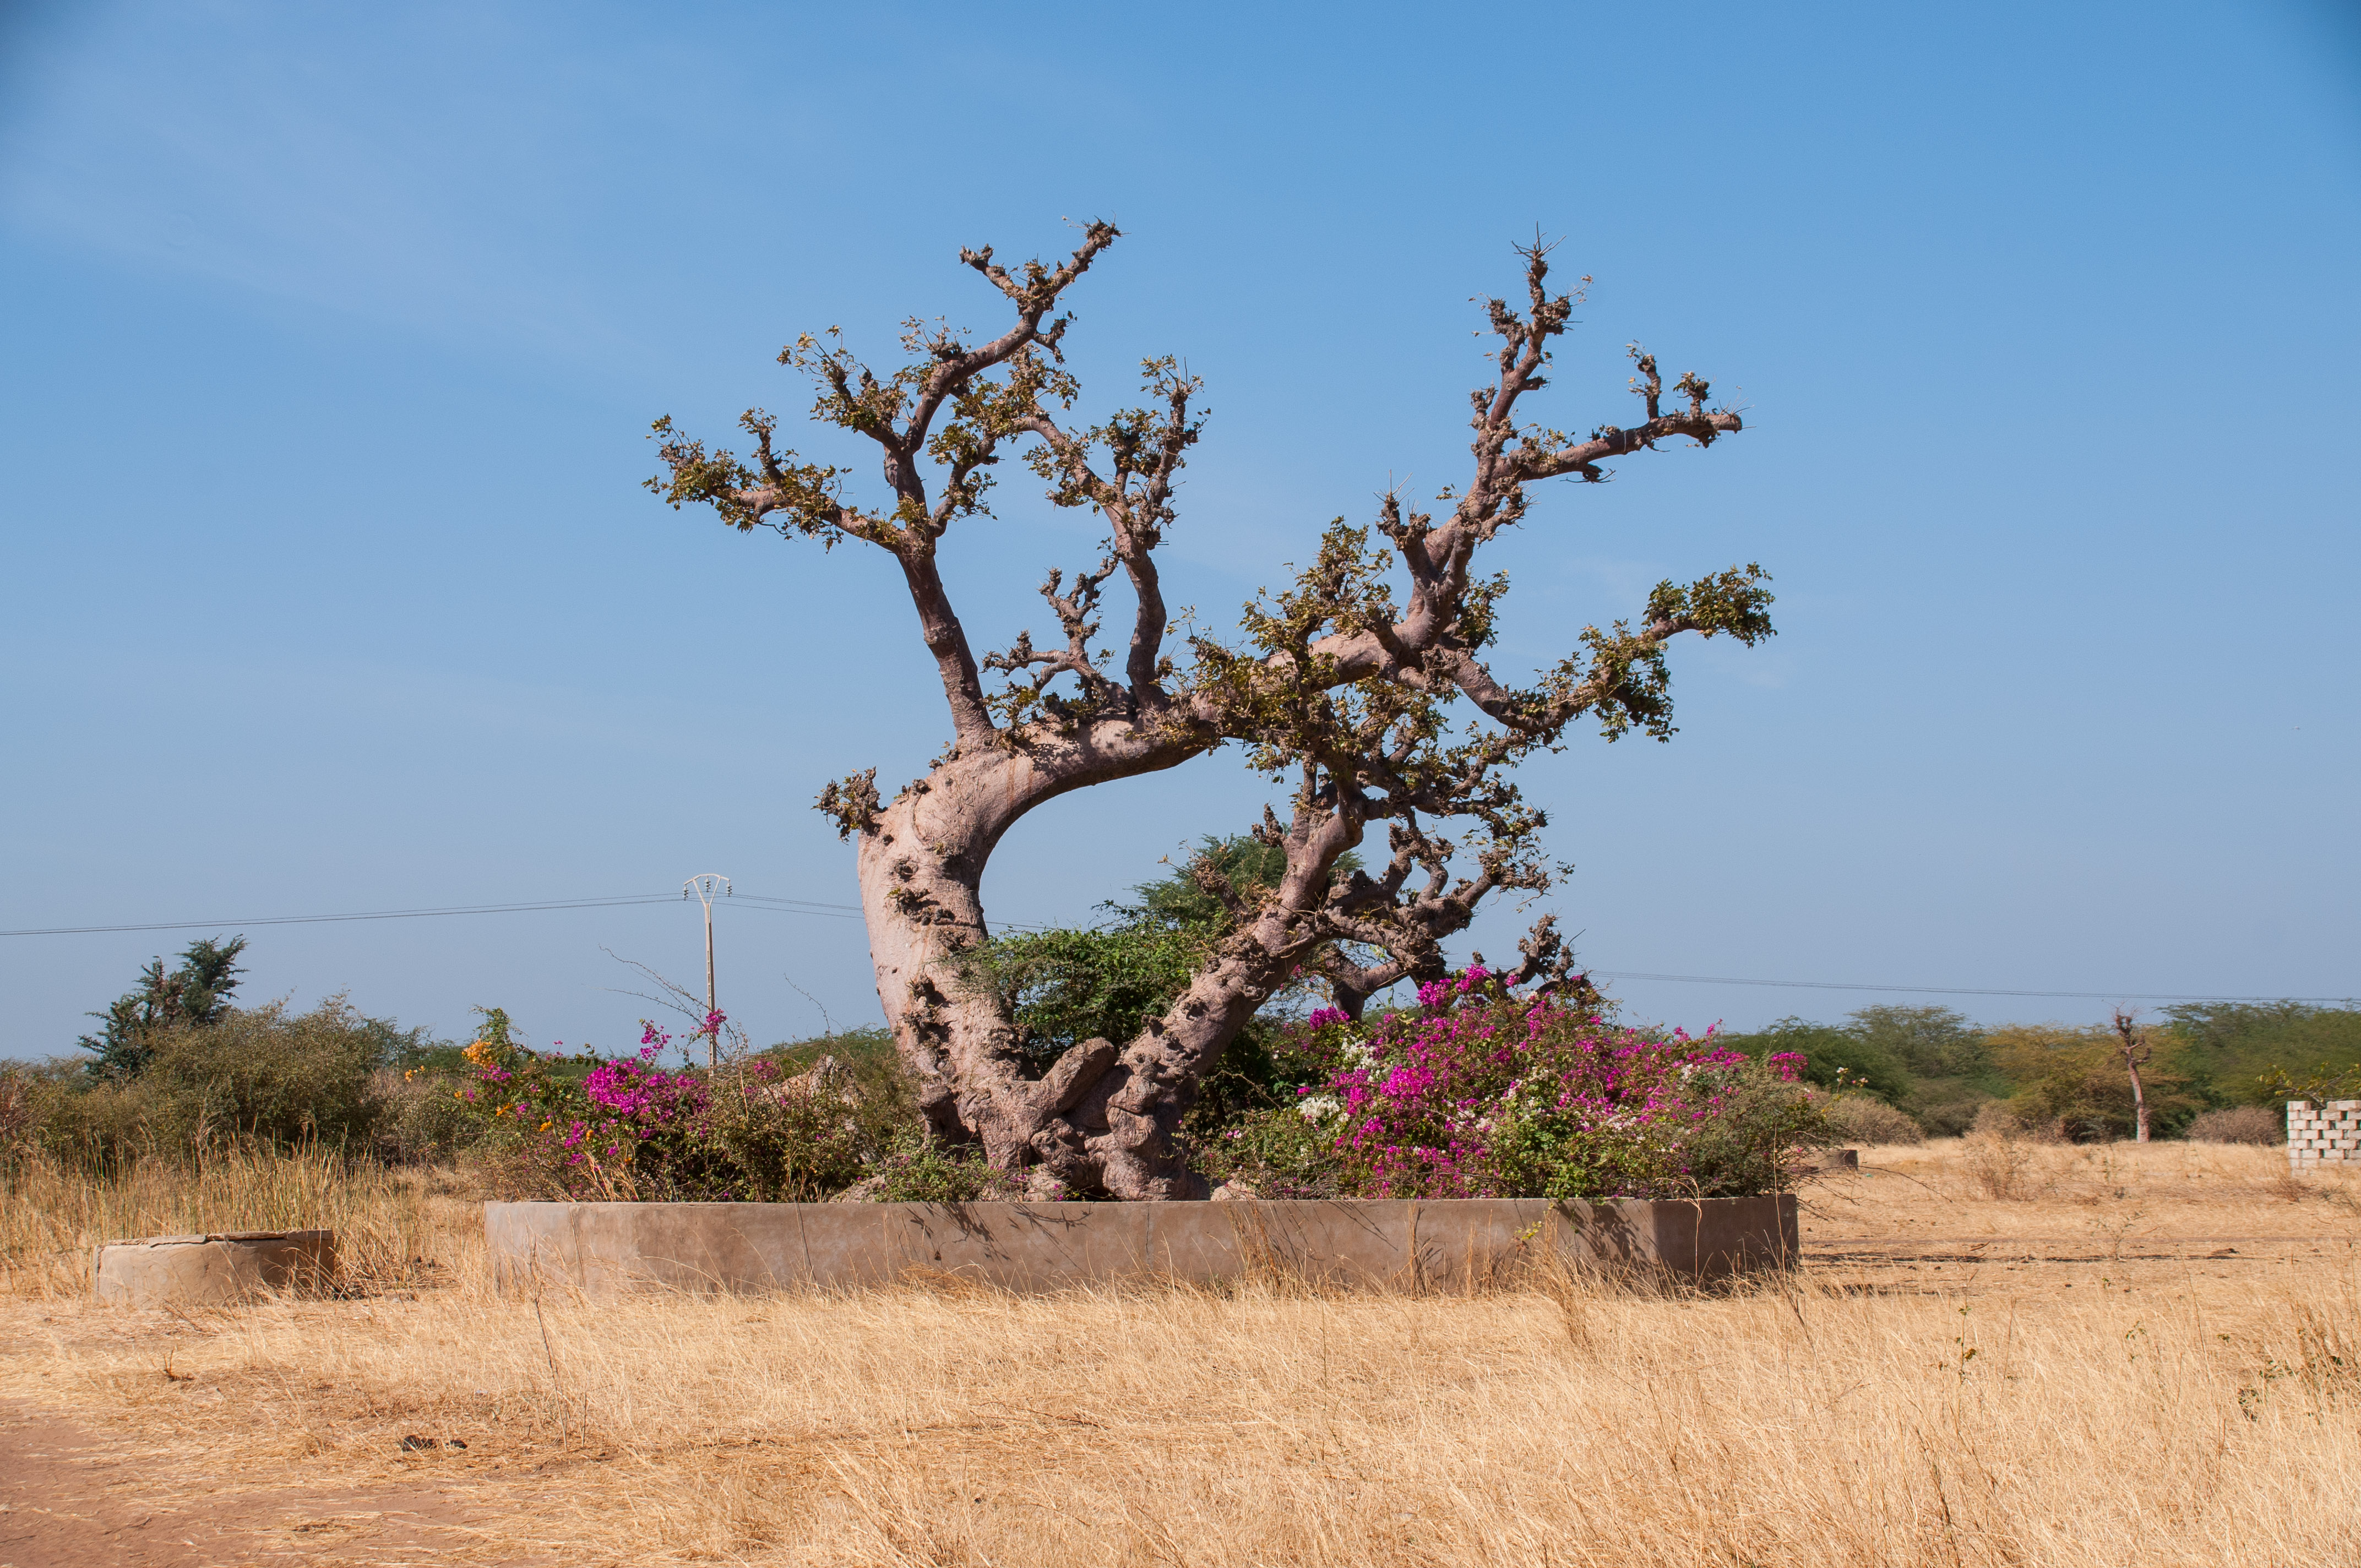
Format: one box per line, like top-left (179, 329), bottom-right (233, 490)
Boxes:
top-left (851, 745), bottom-right (1270, 1200)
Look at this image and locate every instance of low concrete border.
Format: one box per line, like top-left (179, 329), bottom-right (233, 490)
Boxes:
top-left (94, 1230), bottom-right (338, 1307)
top-left (486, 1195), bottom-right (1796, 1298)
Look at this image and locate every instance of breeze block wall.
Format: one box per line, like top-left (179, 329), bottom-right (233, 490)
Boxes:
top-left (2287, 1100), bottom-right (2361, 1168)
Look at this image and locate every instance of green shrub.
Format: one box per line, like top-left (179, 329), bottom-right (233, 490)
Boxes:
top-left (952, 924), bottom-right (1210, 1068)
top-left (862, 1134), bottom-right (1028, 1202)
top-left (949, 834), bottom-right (1356, 1072)
top-left (371, 1066), bottom-right (484, 1163)
top-left (1190, 1101), bottom-right (1348, 1197)
top-left (2167, 1003), bottom-right (2361, 1107)
top-left (35, 997), bottom-right (405, 1164)
top-left (1718, 1016), bottom-right (1912, 1103)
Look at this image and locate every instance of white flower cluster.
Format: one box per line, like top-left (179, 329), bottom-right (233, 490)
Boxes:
top-left (1296, 1093), bottom-right (1341, 1122)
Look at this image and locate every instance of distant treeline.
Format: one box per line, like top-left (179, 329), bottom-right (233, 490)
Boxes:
top-left (8, 925), bottom-right (2354, 1167)
top-left (1717, 1001), bottom-right (2361, 1139)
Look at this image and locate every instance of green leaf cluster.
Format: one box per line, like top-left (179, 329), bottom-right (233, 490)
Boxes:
top-left (953, 835), bottom-right (1358, 1068)
top-left (75, 936), bottom-right (248, 1081)
top-left (2165, 1003), bottom-right (2361, 1107)
top-left (1718, 1005), bottom-right (2003, 1135)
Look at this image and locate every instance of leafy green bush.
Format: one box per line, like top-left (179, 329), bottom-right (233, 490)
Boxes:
top-left (951, 925), bottom-right (1209, 1067)
top-left (2167, 1003), bottom-right (2361, 1107)
top-left (861, 1134), bottom-right (1028, 1202)
top-left (35, 997), bottom-right (414, 1164)
top-left (950, 834), bottom-right (1357, 1071)
top-left (1718, 1016), bottom-right (1912, 1103)
top-left (1192, 1101), bottom-right (1349, 1197)
top-left (1988, 1023), bottom-right (2201, 1142)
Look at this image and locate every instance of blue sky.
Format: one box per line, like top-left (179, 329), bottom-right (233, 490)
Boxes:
top-left (3, 1), bottom-right (2357, 1059)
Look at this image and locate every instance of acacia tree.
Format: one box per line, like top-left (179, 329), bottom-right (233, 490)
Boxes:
top-left (650, 226), bottom-right (1772, 1199)
top-left (77, 934), bottom-right (248, 1081)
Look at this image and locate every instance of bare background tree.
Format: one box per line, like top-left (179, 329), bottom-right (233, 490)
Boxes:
top-left (2112, 1007), bottom-right (2154, 1144)
top-left (650, 225), bottom-right (1773, 1199)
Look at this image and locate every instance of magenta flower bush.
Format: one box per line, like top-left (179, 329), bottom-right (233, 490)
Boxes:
top-left (1205, 968), bottom-right (1829, 1200)
top-left (456, 1014), bottom-right (893, 1201)
top-left (451, 975), bottom-right (1826, 1204)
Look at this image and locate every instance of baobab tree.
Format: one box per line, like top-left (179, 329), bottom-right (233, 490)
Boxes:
top-left (649, 225), bottom-right (1772, 1198)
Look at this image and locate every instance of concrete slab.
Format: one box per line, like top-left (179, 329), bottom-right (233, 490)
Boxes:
top-left (93, 1230), bottom-right (337, 1307)
top-left (486, 1196), bottom-right (1797, 1298)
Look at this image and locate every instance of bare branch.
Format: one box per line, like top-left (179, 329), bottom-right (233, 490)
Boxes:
top-left (981, 556), bottom-right (1123, 726)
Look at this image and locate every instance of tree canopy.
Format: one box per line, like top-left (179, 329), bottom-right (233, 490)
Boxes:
top-left (77, 935), bottom-right (248, 1081)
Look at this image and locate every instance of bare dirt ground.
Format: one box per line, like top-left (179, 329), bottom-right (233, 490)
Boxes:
top-left (1800, 1136), bottom-right (2361, 1294)
top-left (3, 1138), bottom-right (2357, 1567)
top-left (0, 1400), bottom-right (528, 1566)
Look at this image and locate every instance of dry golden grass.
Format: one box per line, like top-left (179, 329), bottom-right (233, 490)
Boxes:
top-left (1807, 1134), bottom-right (2361, 1238)
top-left (6, 1140), bottom-right (2361, 1566)
top-left (0, 1145), bottom-right (468, 1297)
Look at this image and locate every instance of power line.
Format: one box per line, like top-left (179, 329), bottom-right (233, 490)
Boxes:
top-left (1588, 969), bottom-right (2357, 1005)
top-left (732, 895), bottom-right (864, 922)
top-left (0, 889), bottom-right (1040, 937)
top-left (0, 893), bottom-right (687, 937)
top-left (1, 895), bottom-right (2347, 1005)
top-left (733, 896), bottom-right (1059, 933)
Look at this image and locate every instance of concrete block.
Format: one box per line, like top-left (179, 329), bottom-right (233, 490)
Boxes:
top-left (2286, 1101), bottom-right (2361, 1168)
top-left (94, 1230), bottom-right (336, 1307)
top-left (486, 1195), bottom-right (1798, 1300)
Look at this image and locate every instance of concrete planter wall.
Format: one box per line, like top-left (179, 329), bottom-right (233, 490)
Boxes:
top-left (94, 1229), bottom-right (338, 1307)
top-left (486, 1194), bottom-right (1796, 1299)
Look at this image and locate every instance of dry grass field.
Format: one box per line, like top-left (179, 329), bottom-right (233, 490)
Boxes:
top-left (4, 1138), bottom-right (2360, 1566)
